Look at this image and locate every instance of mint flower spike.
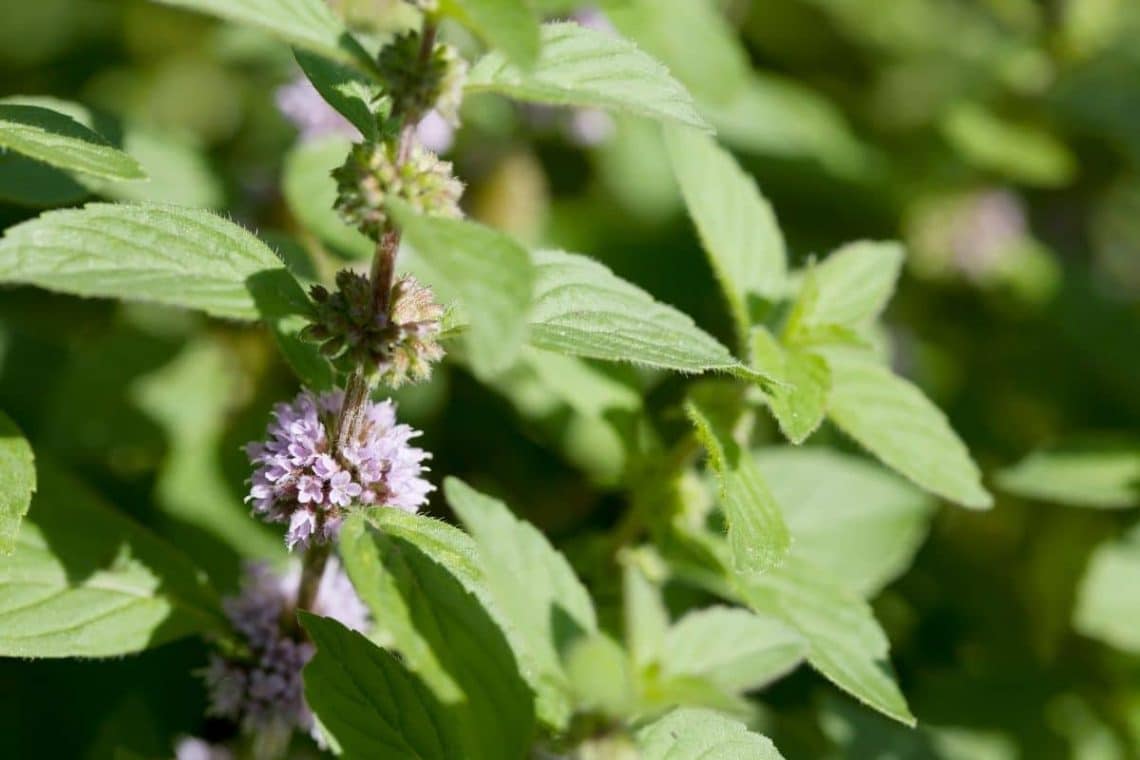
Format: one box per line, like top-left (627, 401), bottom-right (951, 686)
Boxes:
top-left (202, 560), bottom-right (369, 745)
top-left (246, 390), bottom-right (434, 551)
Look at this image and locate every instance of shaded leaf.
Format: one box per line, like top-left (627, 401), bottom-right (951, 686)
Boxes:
top-left (295, 49), bottom-right (379, 140)
top-left (0, 411), bottom-right (35, 554)
top-left (998, 440), bottom-right (1140, 509)
top-left (0, 103), bottom-right (144, 182)
top-left (441, 0), bottom-right (541, 69)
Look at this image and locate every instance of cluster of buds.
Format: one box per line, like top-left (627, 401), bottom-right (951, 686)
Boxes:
top-left (301, 271), bottom-right (445, 387)
top-left (376, 30), bottom-right (467, 125)
top-left (333, 139), bottom-right (463, 240)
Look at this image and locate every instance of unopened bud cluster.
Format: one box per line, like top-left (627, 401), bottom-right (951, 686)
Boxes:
top-left (377, 31), bottom-right (466, 125)
top-left (333, 140), bottom-right (463, 240)
top-left (302, 271), bottom-right (444, 386)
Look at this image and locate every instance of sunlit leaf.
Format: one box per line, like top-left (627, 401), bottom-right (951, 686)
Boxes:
top-left (0, 103), bottom-right (144, 182)
top-left (999, 440), bottom-right (1140, 509)
top-left (441, 0), bottom-right (541, 69)
top-left (0, 411), bottom-right (35, 554)
top-left (636, 707), bottom-right (785, 759)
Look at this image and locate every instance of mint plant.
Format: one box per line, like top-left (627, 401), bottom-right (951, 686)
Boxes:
top-left (0, 1), bottom-right (1000, 758)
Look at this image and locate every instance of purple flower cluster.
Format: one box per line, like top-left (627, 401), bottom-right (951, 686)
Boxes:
top-left (246, 390), bottom-right (434, 550)
top-left (202, 560), bottom-right (369, 742)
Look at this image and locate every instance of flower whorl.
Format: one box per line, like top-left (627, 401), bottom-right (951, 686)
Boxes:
top-left (246, 389), bottom-right (433, 550)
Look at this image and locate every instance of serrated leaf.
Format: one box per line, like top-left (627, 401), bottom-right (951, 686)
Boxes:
top-left (752, 328), bottom-right (829, 444)
top-left (756, 447), bottom-right (935, 597)
top-left (441, 0), bottom-right (541, 69)
top-left (0, 412), bottom-right (35, 554)
top-left (0, 463), bottom-right (223, 657)
top-left (153, 0), bottom-right (366, 66)
top-left (788, 242), bottom-right (904, 340)
top-left (662, 607), bottom-right (805, 694)
top-left (338, 513), bottom-right (535, 759)
top-left (0, 103), bottom-right (145, 181)
top-left (445, 478), bottom-right (597, 730)
top-left (295, 49), bottom-right (379, 139)
top-left (467, 22), bottom-right (710, 130)
top-left (665, 126), bottom-right (786, 345)
top-left (636, 708), bottom-right (785, 759)
top-left (390, 202), bottom-right (534, 378)
top-left (0, 203), bottom-right (289, 320)
top-left (822, 346), bottom-right (991, 509)
top-left (301, 613), bottom-right (466, 759)
top-left (1074, 531), bottom-right (1140, 653)
top-left (530, 250), bottom-right (743, 374)
top-left (998, 440), bottom-right (1140, 509)
top-left (686, 396), bottom-right (790, 576)
top-left (736, 555), bottom-right (915, 726)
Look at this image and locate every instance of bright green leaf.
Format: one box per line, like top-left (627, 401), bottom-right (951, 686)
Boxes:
top-left (636, 707), bottom-right (785, 759)
top-left (788, 241), bottom-right (904, 340)
top-left (445, 478), bottom-right (597, 730)
top-left (822, 346), bottom-right (992, 509)
top-left (942, 102), bottom-right (1076, 188)
top-left (686, 396), bottom-right (791, 576)
top-left (0, 464), bottom-right (223, 657)
top-left (1074, 531), bottom-right (1140, 653)
top-left (666, 126), bottom-right (786, 345)
top-left (0, 103), bottom-right (145, 182)
top-left (153, 0), bottom-right (367, 66)
top-left (441, 0), bottom-right (541, 69)
top-left (757, 447), bottom-right (936, 597)
top-left (752, 328), bottom-right (830, 444)
top-left (623, 560), bottom-right (669, 670)
top-left (736, 555), bottom-right (915, 726)
top-left (529, 250), bottom-right (745, 375)
top-left (563, 632), bottom-right (638, 719)
top-left (301, 613), bottom-right (466, 759)
top-left (0, 411), bottom-right (35, 554)
top-left (390, 201), bottom-right (534, 378)
top-left (0, 203), bottom-right (289, 320)
top-left (338, 513), bottom-right (535, 759)
top-left (467, 22), bottom-right (710, 131)
top-left (662, 606), bottom-right (805, 694)
top-left (998, 440), bottom-right (1140, 509)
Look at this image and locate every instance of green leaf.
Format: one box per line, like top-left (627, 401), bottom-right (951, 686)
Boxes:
top-left (636, 707), bottom-right (785, 760)
top-left (301, 613), bottom-right (466, 759)
top-left (662, 607), bottom-right (805, 694)
top-left (246, 268), bottom-right (335, 390)
top-left (445, 478), bottom-right (597, 730)
top-left (390, 201), bottom-right (535, 378)
top-left (752, 328), bottom-right (830, 444)
top-left (0, 412), bottom-right (35, 555)
top-left (467, 22), bottom-right (710, 131)
top-left (787, 241), bottom-right (904, 340)
top-left (1074, 531), bottom-right (1140, 653)
top-left (941, 102), bottom-right (1076, 188)
top-left (530, 250), bottom-right (747, 375)
top-left (736, 555), bottom-right (915, 726)
top-left (0, 463), bottom-right (223, 657)
top-left (0, 103), bottom-right (145, 182)
top-left (686, 396), bottom-right (791, 576)
top-left (441, 0), bottom-right (541, 69)
top-left (756, 447), bottom-right (936, 597)
top-left (153, 0), bottom-right (366, 66)
top-left (295, 49), bottom-right (380, 140)
top-left (281, 136), bottom-right (373, 259)
top-left (338, 513), bottom-right (535, 760)
top-left (623, 559), bottom-right (669, 670)
top-left (0, 202), bottom-right (289, 320)
top-left (665, 126), bottom-right (786, 345)
top-left (562, 632), bottom-right (638, 718)
top-left (998, 440), bottom-right (1140, 509)
top-left (822, 346), bottom-right (992, 509)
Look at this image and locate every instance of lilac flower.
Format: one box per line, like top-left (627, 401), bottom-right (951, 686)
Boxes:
top-left (202, 560), bottom-right (369, 742)
top-left (276, 75), bottom-right (456, 153)
top-left (246, 390), bottom-right (434, 550)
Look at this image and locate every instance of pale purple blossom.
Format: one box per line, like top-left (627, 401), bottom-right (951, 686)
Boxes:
top-left (202, 560), bottom-right (369, 741)
top-left (276, 74), bottom-right (456, 153)
top-left (174, 737), bottom-right (233, 760)
top-left (245, 389), bottom-right (434, 550)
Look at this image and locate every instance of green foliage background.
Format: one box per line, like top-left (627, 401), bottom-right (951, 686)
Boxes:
top-left (1, 0), bottom-right (1139, 757)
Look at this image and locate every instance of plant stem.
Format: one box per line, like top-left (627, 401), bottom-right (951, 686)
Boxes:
top-left (296, 538), bottom-right (331, 614)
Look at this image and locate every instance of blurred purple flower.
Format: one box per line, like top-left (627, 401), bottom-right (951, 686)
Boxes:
top-left (246, 390), bottom-right (434, 550)
top-left (174, 737), bottom-right (233, 760)
top-left (202, 560), bottom-right (369, 740)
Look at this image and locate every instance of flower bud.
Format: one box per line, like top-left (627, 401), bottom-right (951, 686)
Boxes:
top-left (376, 31), bottom-right (467, 125)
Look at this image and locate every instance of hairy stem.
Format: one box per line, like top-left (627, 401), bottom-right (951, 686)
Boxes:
top-left (296, 540), bottom-right (331, 614)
